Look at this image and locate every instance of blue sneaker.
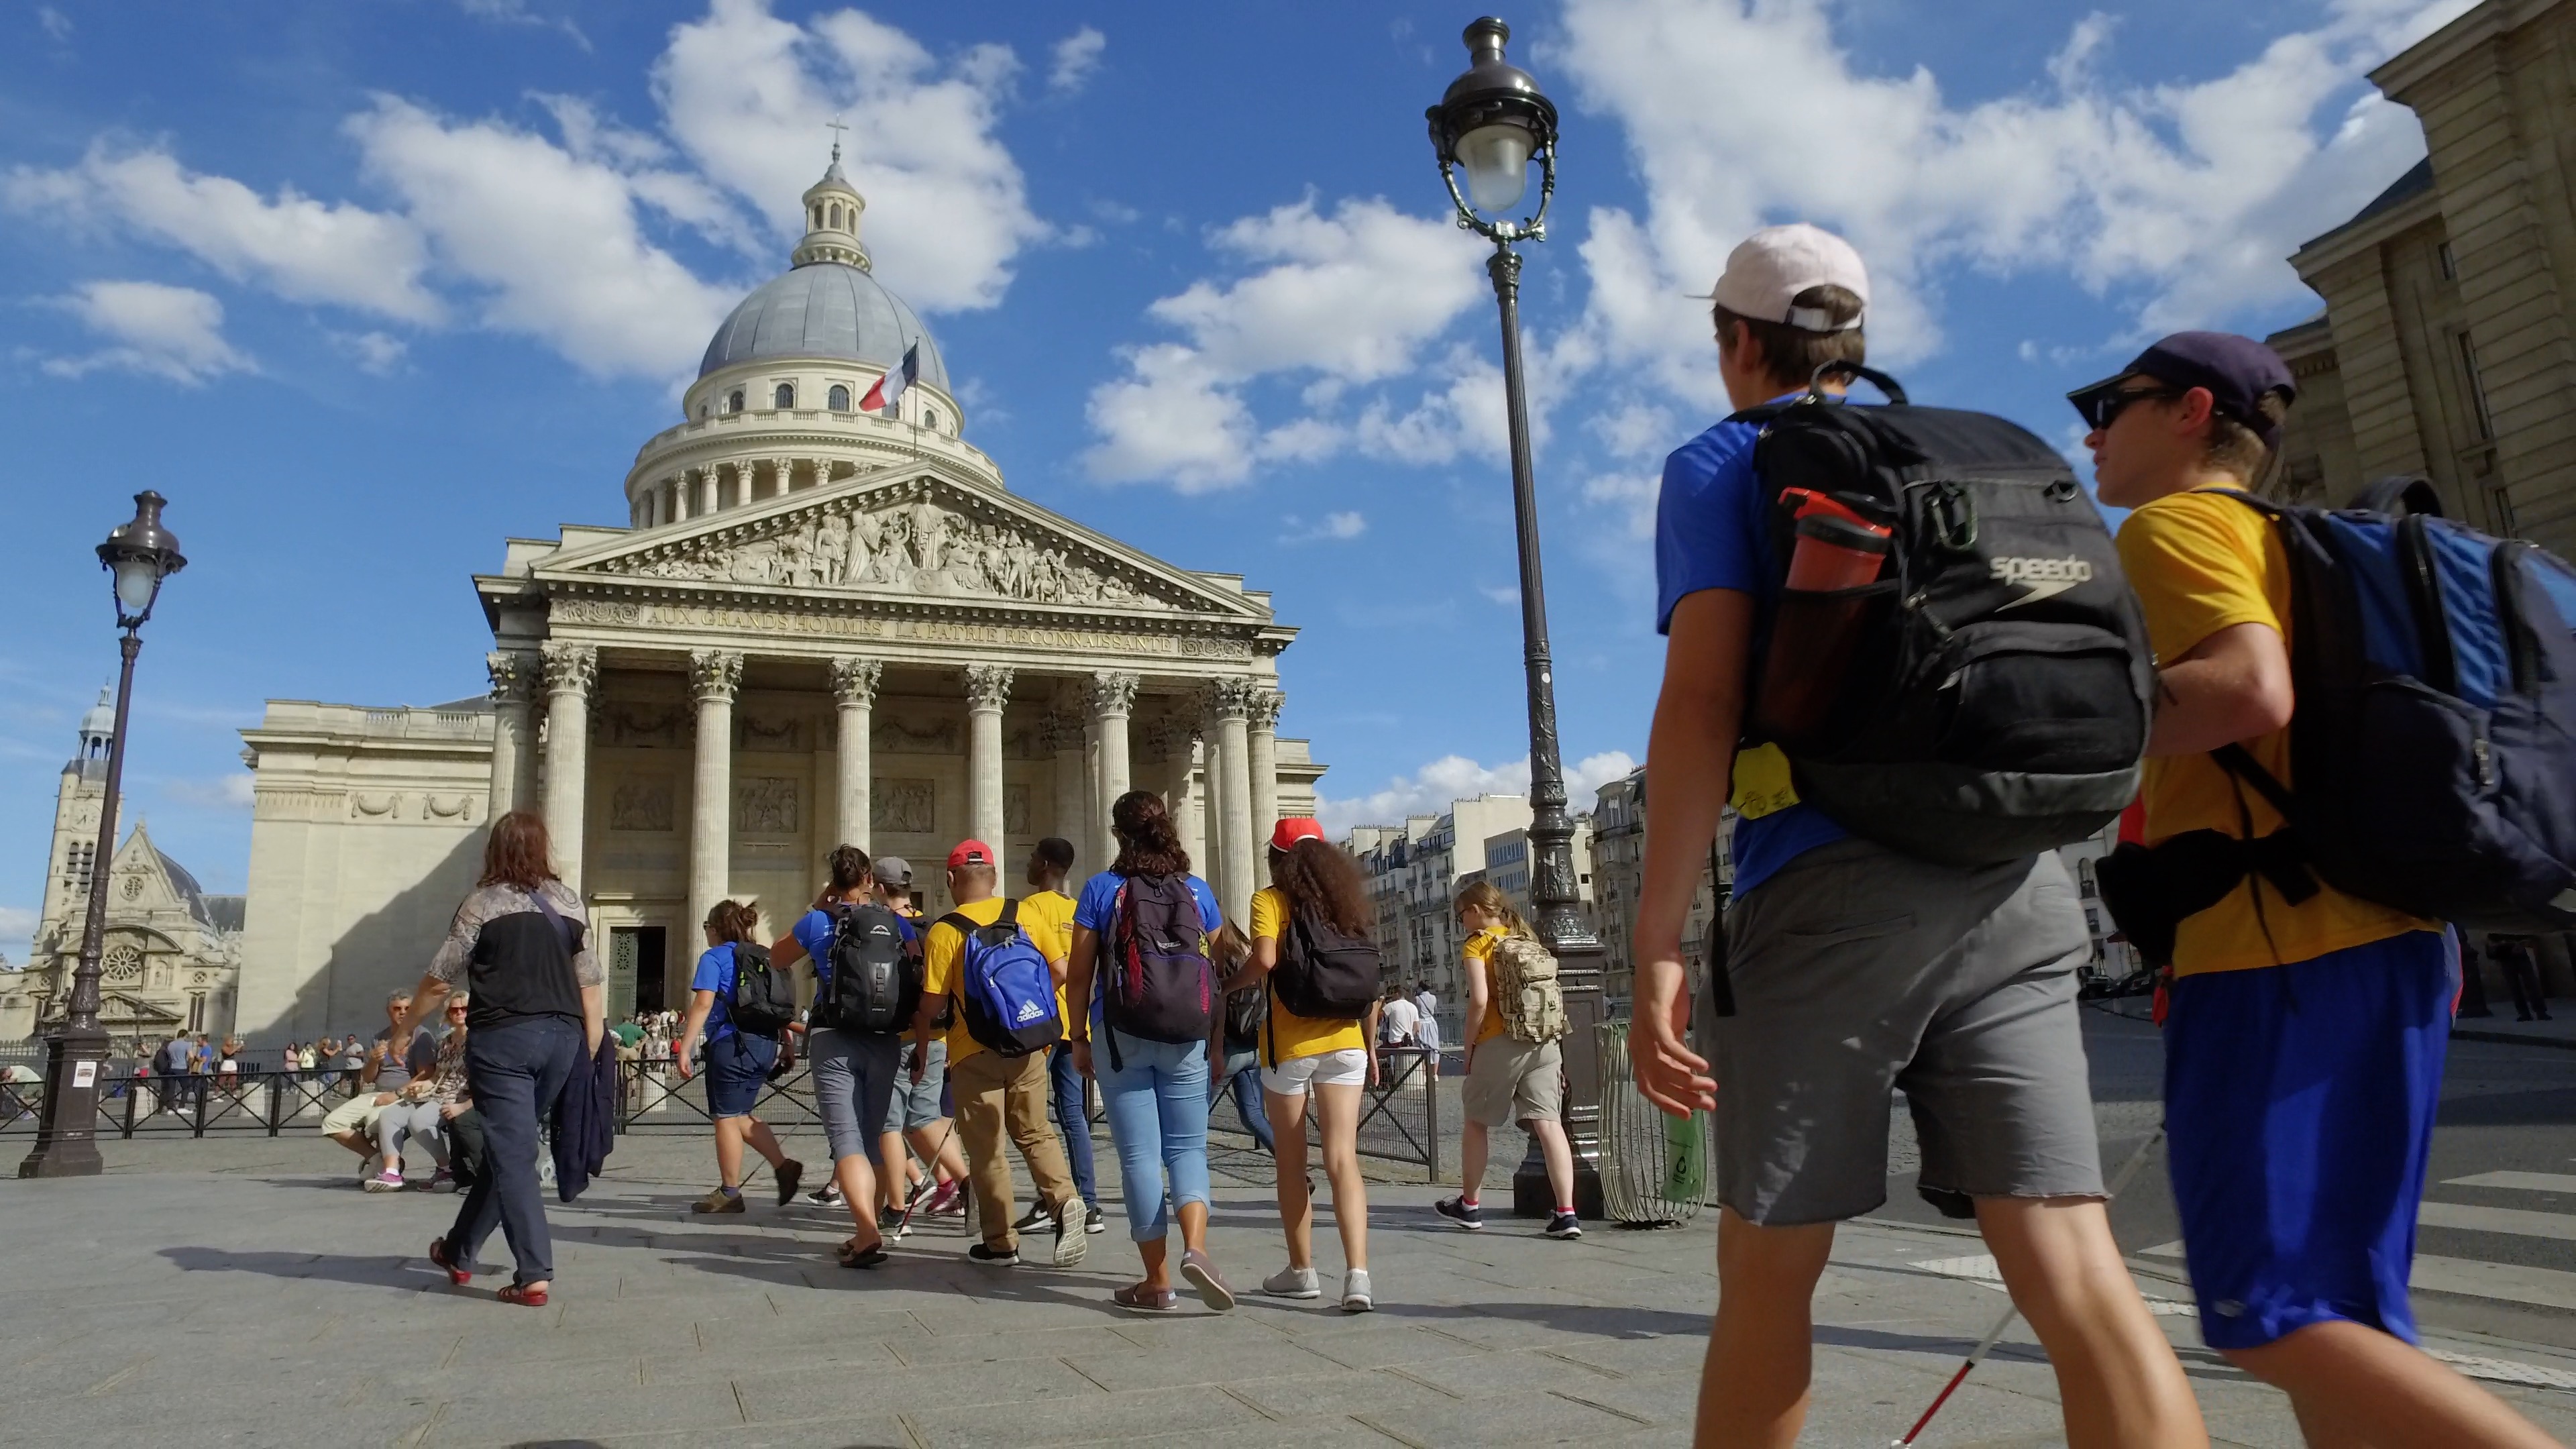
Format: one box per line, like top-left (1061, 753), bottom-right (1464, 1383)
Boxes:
top-left (1434, 1195), bottom-right (1484, 1231)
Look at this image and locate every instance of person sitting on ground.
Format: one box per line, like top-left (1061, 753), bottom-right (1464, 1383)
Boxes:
top-left (325, 988), bottom-right (436, 1188)
top-left (676, 900), bottom-right (804, 1214)
top-left (372, 993), bottom-right (472, 1193)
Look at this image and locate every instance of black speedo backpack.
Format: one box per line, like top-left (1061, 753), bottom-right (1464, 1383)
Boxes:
top-left (1732, 364), bottom-right (2153, 867)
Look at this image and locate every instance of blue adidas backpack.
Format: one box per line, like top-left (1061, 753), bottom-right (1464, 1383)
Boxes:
top-left (941, 900), bottom-right (1062, 1058)
top-left (2208, 487), bottom-right (2576, 930)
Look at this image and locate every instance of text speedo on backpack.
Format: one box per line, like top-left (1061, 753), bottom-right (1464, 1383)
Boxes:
top-left (1103, 874), bottom-right (1214, 1071)
top-left (819, 901), bottom-right (920, 1035)
top-left (1732, 362), bottom-right (2153, 865)
top-left (727, 943), bottom-right (799, 1038)
top-left (941, 900), bottom-right (1062, 1057)
top-left (2097, 484), bottom-right (2576, 961)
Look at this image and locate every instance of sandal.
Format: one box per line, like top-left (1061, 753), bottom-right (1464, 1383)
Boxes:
top-left (496, 1282), bottom-right (549, 1308)
top-left (835, 1240), bottom-right (889, 1270)
top-left (427, 1237), bottom-right (470, 1286)
top-left (1112, 1283), bottom-right (1180, 1313)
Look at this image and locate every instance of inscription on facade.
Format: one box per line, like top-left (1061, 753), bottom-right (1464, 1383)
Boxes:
top-left (549, 600), bottom-right (1254, 660)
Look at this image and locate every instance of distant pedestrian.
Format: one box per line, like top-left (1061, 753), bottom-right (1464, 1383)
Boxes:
top-left (1022, 837), bottom-right (1104, 1235)
top-left (2490, 934), bottom-right (2553, 1023)
top-left (1436, 882), bottom-right (1578, 1239)
top-left (402, 808), bottom-right (604, 1307)
top-left (677, 900), bottom-right (804, 1214)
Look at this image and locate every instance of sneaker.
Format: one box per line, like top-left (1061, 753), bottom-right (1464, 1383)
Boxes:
top-left (1340, 1269), bottom-right (1374, 1313)
top-left (772, 1159), bottom-right (804, 1207)
top-left (1085, 1204), bottom-right (1106, 1234)
top-left (1053, 1199), bottom-right (1090, 1267)
top-left (1434, 1195), bottom-right (1485, 1231)
top-left (1544, 1211), bottom-right (1583, 1240)
top-left (925, 1181), bottom-right (966, 1217)
top-left (356, 1152), bottom-right (382, 1186)
top-left (966, 1242), bottom-right (1020, 1267)
top-left (693, 1188), bottom-right (745, 1214)
top-left (416, 1168), bottom-right (454, 1193)
top-left (1181, 1249), bottom-right (1235, 1312)
top-left (1262, 1265), bottom-right (1321, 1299)
top-left (1012, 1203), bottom-right (1049, 1232)
top-left (364, 1169), bottom-right (405, 1193)
top-left (807, 1182), bottom-right (845, 1208)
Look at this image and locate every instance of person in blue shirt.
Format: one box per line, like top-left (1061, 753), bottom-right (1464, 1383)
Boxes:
top-left (768, 845), bottom-right (916, 1268)
top-left (1066, 790), bottom-right (1233, 1313)
top-left (1623, 225), bottom-right (2201, 1446)
top-left (676, 900), bottom-right (803, 1215)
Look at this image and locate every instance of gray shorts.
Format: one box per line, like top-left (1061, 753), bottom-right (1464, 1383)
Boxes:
top-left (883, 1038), bottom-right (948, 1135)
top-left (810, 1028), bottom-right (902, 1162)
top-left (1713, 837), bottom-right (2102, 1226)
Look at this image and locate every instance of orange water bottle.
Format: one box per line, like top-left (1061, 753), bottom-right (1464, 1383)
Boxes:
top-left (1755, 492), bottom-right (1894, 741)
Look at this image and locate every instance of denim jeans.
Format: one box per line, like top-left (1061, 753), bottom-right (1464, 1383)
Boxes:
top-left (1094, 1021), bottom-right (1211, 1242)
top-left (1211, 1045), bottom-right (1274, 1152)
top-left (443, 1015), bottom-right (582, 1287)
top-left (1047, 1039), bottom-right (1099, 1209)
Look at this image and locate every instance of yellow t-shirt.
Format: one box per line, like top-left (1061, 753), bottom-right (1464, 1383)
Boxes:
top-left (1019, 888), bottom-right (1077, 1029)
top-left (1248, 885), bottom-right (1368, 1067)
top-left (2114, 488), bottom-right (2436, 975)
top-left (920, 896), bottom-right (1069, 1067)
top-left (1462, 926), bottom-right (1511, 1044)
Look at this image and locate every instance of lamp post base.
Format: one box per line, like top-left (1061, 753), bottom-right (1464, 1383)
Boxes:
top-left (17, 1025), bottom-right (109, 1179)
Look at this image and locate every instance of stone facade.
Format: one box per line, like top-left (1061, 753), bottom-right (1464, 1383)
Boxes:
top-left (2265, 0), bottom-right (2576, 551)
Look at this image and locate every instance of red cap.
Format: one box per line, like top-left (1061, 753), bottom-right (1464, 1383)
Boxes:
top-left (947, 840), bottom-right (995, 869)
top-left (1270, 817), bottom-right (1327, 851)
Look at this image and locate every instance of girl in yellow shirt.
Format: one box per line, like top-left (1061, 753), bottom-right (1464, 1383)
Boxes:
top-left (1231, 817), bottom-right (1381, 1311)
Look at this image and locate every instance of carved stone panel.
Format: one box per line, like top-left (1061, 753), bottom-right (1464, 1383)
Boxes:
top-left (609, 775), bottom-right (676, 833)
top-left (739, 712), bottom-right (804, 752)
top-left (734, 777), bottom-right (800, 835)
top-left (598, 702), bottom-right (687, 747)
top-left (1004, 784), bottom-right (1032, 837)
top-left (873, 779), bottom-right (936, 835)
top-left (875, 714), bottom-right (959, 754)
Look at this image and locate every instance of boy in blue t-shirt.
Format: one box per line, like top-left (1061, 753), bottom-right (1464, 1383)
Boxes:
top-left (1623, 225), bottom-right (2200, 1445)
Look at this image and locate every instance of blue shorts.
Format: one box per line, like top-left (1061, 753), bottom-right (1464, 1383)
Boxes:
top-left (704, 1032), bottom-right (777, 1119)
top-left (2163, 929), bottom-right (2452, 1351)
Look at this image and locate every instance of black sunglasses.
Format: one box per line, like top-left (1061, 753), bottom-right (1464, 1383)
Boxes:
top-left (2075, 384), bottom-right (2185, 431)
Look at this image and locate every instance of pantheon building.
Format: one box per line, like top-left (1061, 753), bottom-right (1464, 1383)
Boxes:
top-left (228, 156), bottom-right (1324, 1038)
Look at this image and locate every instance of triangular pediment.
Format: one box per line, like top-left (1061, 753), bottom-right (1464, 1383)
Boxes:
top-left (540, 466), bottom-right (1263, 619)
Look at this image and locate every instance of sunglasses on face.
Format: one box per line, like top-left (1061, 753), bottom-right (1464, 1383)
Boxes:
top-left (2074, 384), bottom-right (2186, 431)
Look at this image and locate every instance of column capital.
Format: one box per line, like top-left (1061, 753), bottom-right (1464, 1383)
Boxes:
top-left (486, 649), bottom-right (540, 706)
top-left (1201, 677), bottom-right (1257, 721)
top-left (539, 641), bottom-right (597, 697)
top-left (1088, 670), bottom-right (1140, 718)
top-left (688, 648), bottom-right (744, 704)
top-left (1247, 686), bottom-right (1285, 732)
top-left (828, 657), bottom-right (883, 708)
top-left (963, 664), bottom-right (1014, 714)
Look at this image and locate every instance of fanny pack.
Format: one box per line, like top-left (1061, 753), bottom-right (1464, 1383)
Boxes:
top-left (2094, 824), bottom-right (2320, 968)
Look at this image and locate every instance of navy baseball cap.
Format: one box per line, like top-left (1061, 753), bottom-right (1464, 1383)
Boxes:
top-left (2068, 331), bottom-right (2297, 448)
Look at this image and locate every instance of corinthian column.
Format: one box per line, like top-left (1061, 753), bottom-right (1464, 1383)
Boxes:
top-left (1046, 701), bottom-right (1090, 871)
top-left (1248, 686), bottom-right (1283, 846)
top-left (963, 666), bottom-right (1014, 852)
top-left (1206, 680), bottom-right (1256, 924)
top-left (539, 643), bottom-right (597, 892)
top-left (1174, 729), bottom-right (1207, 874)
top-left (1089, 672), bottom-right (1138, 865)
top-left (688, 649), bottom-right (744, 943)
top-left (485, 650), bottom-right (540, 820)
top-left (830, 658), bottom-right (881, 851)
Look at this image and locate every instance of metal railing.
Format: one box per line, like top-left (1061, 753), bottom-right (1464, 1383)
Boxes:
top-left (0, 1067), bottom-right (372, 1138)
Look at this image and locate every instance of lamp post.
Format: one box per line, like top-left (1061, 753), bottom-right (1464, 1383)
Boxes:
top-left (20, 492), bottom-right (186, 1179)
top-left (1428, 17), bottom-right (1603, 1218)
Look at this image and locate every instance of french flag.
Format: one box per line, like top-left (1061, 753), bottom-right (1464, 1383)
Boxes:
top-left (859, 342), bottom-right (918, 413)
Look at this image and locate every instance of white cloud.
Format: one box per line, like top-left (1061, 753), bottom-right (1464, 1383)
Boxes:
top-left (36, 7), bottom-right (70, 41)
top-left (5, 144), bottom-right (441, 323)
top-left (455, 0), bottom-right (591, 48)
top-left (1049, 27), bottom-right (1106, 93)
top-left (1554, 0), bottom-right (2472, 395)
top-left (333, 330), bottom-right (409, 374)
top-left (1279, 510), bottom-right (1366, 544)
top-left (44, 281), bottom-right (253, 385)
top-left (1318, 748), bottom-right (1638, 837)
top-left (1083, 196), bottom-right (1491, 488)
top-left (652, 0), bottom-right (1046, 313)
top-left (1579, 470), bottom-right (1660, 542)
top-left (164, 774), bottom-right (256, 810)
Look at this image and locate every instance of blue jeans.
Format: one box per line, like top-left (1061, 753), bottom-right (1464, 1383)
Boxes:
top-left (1212, 1045), bottom-right (1273, 1152)
top-left (443, 1015), bottom-right (582, 1287)
top-left (1094, 1023), bottom-right (1211, 1243)
top-left (1048, 1040), bottom-right (1099, 1210)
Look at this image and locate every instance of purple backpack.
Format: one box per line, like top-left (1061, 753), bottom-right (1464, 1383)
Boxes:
top-left (1102, 874), bottom-right (1214, 1069)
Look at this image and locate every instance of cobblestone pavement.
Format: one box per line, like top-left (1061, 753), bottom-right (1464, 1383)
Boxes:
top-left (2, 1129), bottom-right (2572, 1448)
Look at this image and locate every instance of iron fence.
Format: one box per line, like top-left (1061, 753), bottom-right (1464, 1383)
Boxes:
top-left (0, 1067), bottom-right (371, 1138)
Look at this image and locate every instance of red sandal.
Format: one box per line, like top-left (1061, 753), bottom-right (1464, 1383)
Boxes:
top-left (427, 1238), bottom-right (470, 1286)
top-left (496, 1283), bottom-right (549, 1307)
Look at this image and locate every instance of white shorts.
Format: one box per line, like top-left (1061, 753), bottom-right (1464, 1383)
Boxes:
top-left (1262, 1047), bottom-right (1368, 1096)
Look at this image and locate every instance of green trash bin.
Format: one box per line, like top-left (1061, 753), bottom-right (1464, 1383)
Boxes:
top-left (1595, 1021), bottom-right (1709, 1226)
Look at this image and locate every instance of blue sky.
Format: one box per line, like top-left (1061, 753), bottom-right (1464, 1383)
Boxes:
top-left (0, 0), bottom-right (2465, 957)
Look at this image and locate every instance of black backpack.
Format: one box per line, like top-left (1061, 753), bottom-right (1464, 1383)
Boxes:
top-left (819, 902), bottom-right (920, 1034)
top-left (1102, 875), bottom-right (1214, 1069)
top-left (1270, 906), bottom-right (1380, 1063)
top-left (727, 943), bottom-right (798, 1038)
top-left (1222, 984), bottom-right (1267, 1052)
top-left (1733, 364), bottom-right (2152, 866)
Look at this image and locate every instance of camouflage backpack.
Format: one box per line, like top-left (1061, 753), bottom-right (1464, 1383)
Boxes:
top-left (1490, 934), bottom-right (1568, 1044)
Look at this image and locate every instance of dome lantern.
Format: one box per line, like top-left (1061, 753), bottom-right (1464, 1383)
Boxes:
top-left (792, 134), bottom-right (870, 271)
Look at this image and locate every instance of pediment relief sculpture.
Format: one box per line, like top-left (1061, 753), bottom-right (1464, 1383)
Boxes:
top-left (591, 481), bottom-right (1184, 613)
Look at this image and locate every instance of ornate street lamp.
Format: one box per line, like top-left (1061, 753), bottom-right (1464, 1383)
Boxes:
top-left (21, 492), bottom-right (185, 1179)
top-left (1428, 18), bottom-right (1603, 1218)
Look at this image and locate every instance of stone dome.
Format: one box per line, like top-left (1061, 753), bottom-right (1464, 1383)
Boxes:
top-left (696, 263), bottom-right (950, 392)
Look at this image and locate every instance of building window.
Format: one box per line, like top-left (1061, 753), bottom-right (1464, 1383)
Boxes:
top-left (829, 384), bottom-right (851, 411)
top-left (924, 407), bottom-right (940, 431)
top-left (2457, 331), bottom-right (2495, 441)
top-left (698, 402), bottom-right (710, 419)
top-left (727, 388), bottom-right (745, 414)
top-left (773, 383), bottom-right (795, 409)
top-left (829, 202), bottom-right (843, 229)
top-left (2438, 241), bottom-right (2457, 280)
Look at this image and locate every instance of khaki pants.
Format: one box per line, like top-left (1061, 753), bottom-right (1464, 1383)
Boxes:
top-left (949, 1047), bottom-right (1074, 1251)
